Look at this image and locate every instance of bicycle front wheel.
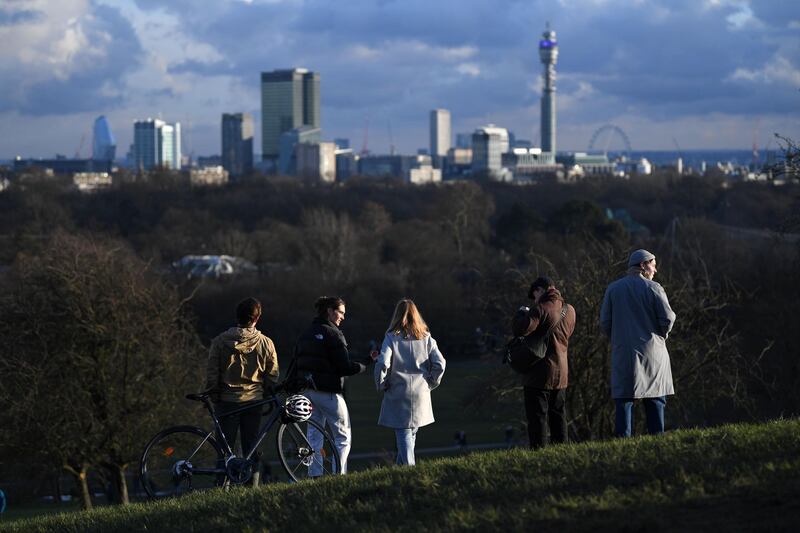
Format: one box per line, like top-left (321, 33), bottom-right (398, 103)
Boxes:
top-left (139, 425), bottom-right (225, 499)
top-left (276, 418), bottom-right (341, 482)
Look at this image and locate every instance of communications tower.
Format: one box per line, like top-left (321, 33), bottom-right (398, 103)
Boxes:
top-left (539, 24), bottom-right (558, 154)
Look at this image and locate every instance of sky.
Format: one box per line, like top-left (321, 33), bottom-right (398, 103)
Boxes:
top-left (1, 0), bottom-right (799, 159)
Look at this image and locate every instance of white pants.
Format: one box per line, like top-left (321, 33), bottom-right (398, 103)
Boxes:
top-left (305, 390), bottom-right (351, 475)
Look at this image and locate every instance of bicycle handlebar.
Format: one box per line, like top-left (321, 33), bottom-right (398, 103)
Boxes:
top-left (187, 374), bottom-right (316, 404)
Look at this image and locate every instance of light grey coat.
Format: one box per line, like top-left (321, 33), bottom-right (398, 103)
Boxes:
top-left (600, 273), bottom-right (677, 399)
top-left (375, 332), bottom-right (446, 429)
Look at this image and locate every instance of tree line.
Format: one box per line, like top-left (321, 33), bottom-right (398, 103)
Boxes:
top-left (0, 170), bottom-right (798, 508)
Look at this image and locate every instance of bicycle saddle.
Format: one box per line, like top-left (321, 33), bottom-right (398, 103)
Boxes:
top-left (186, 390), bottom-right (213, 402)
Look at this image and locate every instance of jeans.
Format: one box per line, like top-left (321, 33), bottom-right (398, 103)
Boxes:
top-left (305, 390), bottom-right (351, 475)
top-left (614, 396), bottom-right (666, 437)
top-left (523, 387), bottom-right (568, 448)
top-left (394, 428), bottom-right (419, 466)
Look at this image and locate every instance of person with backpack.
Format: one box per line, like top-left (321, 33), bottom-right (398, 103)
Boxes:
top-left (374, 299), bottom-right (446, 466)
top-left (511, 277), bottom-right (576, 448)
top-left (293, 296), bottom-right (369, 474)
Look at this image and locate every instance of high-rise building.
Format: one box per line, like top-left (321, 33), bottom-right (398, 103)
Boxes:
top-left (471, 125), bottom-right (510, 181)
top-left (92, 115), bottom-right (116, 161)
top-left (429, 109), bottom-right (451, 157)
top-left (296, 141), bottom-right (336, 182)
top-left (539, 25), bottom-right (559, 154)
top-left (261, 68), bottom-right (320, 162)
top-left (455, 133), bottom-right (472, 149)
top-left (221, 113), bottom-right (254, 178)
top-left (278, 126), bottom-right (321, 176)
top-left (133, 119), bottom-right (181, 171)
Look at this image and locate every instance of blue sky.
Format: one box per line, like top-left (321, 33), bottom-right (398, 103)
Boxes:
top-left (1, 0), bottom-right (798, 158)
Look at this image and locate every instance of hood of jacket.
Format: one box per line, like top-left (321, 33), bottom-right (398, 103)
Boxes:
top-left (217, 326), bottom-right (264, 354)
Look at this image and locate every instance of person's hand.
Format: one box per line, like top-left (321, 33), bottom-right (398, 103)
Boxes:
top-left (370, 350), bottom-right (379, 361)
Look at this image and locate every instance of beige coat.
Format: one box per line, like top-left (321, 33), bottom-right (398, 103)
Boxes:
top-left (205, 327), bottom-right (279, 402)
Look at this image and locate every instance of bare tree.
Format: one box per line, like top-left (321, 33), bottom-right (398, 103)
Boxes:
top-left (0, 232), bottom-right (203, 508)
top-left (470, 235), bottom-right (769, 441)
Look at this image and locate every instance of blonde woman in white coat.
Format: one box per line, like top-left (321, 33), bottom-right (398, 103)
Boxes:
top-left (374, 299), bottom-right (446, 466)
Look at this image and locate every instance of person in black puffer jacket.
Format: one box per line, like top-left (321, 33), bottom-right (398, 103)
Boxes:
top-left (294, 296), bottom-right (368, 474)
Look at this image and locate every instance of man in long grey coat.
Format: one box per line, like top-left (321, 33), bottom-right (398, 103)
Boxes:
top-left (600, 249), bottom-right (676, 437)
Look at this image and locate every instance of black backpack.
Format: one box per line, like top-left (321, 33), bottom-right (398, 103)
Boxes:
top-left (504, 305), bottom-right (567, 374)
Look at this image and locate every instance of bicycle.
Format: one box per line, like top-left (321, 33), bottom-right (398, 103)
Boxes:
top-left (139, 380), bottom-right (340, 499)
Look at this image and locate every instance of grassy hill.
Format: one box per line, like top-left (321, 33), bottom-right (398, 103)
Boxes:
top-left (3, 419), bottom-right (799, 532)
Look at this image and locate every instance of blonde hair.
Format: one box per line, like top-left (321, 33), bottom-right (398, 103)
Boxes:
top-left (386, 299), bottom-right (429, 340)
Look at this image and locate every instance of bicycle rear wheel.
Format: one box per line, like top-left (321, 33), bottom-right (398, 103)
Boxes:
top-left (276, 418), bottom-right (341, 482)
top-left (140, 425), bottom-right (225, 499)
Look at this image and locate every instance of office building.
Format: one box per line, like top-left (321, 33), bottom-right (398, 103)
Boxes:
top-left (296, 142), bottom-right (336, 182)
top-left (556, 152), bottom-right (614, 176)
top-left (133, 119), bottom-right (181, 171)
top-left (335, 148), bottom-right (357, 181)
top-left (429, 109), bottom-right (451, 157)
top-left (190, 166), bottom-right (229, 186)
top-left (539, 25), bottom-right (558, 154)
top-left (455, 133), bottom-right (472, 149)
top-left (504, 148), bottom-right (560, 181)
top-left (358, 154), bottom-right (440, 184)
top-left (261, 68), bottom-right (320, 162)
top-left (471, 125), bottom-right (510, 181)
top-left (221, 113), bottom-right (254, 178)
top-left (92, 116), bottom-right (116, 161)
top-left (278, 126), bottom-right (321, 176)
top-left (13, 157), bottom-right (111, 175)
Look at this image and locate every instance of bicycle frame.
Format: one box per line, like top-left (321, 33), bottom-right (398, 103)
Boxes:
top-left (210, 396), bottom-right (280, 461)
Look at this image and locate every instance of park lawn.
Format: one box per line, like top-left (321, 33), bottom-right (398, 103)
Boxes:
top-left (3, 418), bottom-right (799, 532)
top-left (344, 357), bottom-right (518, 455)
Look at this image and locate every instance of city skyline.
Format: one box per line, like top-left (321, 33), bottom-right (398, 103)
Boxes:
top-left (1, 0), bottom-right (798, 159)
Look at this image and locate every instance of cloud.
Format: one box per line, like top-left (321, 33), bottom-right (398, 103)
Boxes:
top-left (0, 0), bottom-right (143, 115)
top-left (729, 56), bottom-right (800, 86)
top-left (1, 0), bottom-right (799, 157)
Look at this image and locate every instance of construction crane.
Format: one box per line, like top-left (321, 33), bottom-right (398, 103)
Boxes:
top-left (387, 119), bottom-right (395, 156)
top-left (74, 133), bottom-right (86, 159)
top-left (360, 116), bottom-right (370, 156)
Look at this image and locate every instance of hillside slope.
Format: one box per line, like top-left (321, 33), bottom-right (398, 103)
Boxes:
top-left (4, 419), bottom-right (800, 532)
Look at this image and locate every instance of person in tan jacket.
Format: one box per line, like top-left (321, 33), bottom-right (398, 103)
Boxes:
top-left (205, 297), bottom-right (279, 461)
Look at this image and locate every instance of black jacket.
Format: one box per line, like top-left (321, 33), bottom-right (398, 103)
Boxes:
top-left (294, 317), bottom-right (366, 393)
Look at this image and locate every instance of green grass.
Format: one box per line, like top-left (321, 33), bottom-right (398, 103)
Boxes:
top-left (3, 419), bottom-right (799, 532)
top-left (345, 357), bottom-right (517, 455)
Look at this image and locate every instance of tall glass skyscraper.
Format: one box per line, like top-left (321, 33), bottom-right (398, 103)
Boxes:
top-left (261, 68), bottom-right (320, 162)
top-left (92, 115), bottom-right (116, 161)
top-left (222, 113), bottom-right (254, 178)
top-left (133, 119), bottom-right (181, 171)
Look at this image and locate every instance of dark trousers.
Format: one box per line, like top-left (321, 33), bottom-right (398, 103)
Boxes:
top-left (217, 401), bottom-right (262, 459)
top-left (523, 387), bottom-right (568, 448)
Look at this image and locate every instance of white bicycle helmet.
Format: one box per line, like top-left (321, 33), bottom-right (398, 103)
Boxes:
top-left (284, 394), bottom-right (313, 422)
